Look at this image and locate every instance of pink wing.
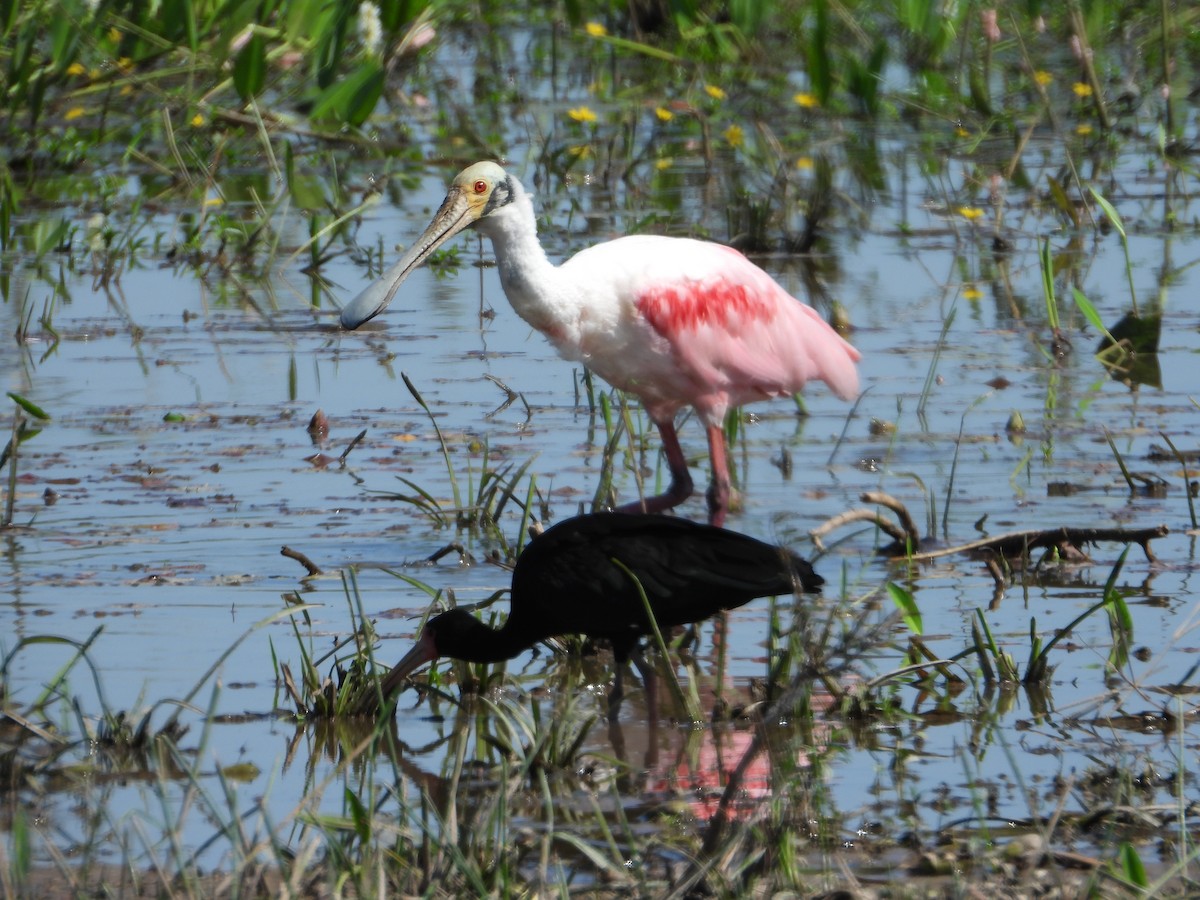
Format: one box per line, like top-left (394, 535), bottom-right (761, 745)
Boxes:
top-left (632, 241), bottom-right (860, 420)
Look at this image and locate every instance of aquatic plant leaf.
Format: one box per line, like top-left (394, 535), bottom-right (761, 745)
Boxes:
top-left (968, 69), bottom-right (993, 117)
top-left (220, 762), bottom-right (261, 782)
top-left (588, 31), bottom-right (682, 63)
top-left (1038, 237), bottom-right (1057, 330)
top-left (1089, 188), bottom-right (1126, 239)
top-left (0, 0), bottom-right (18, 40)
top-left (311, 61), bottom-right (384, 126)
top-left (846, 39), bottom-right (888, 117)
top-left (1070, 287), bottom-right (1109, 337)
top-left (282, 0), bottom-right (330, 46)
top-left (1118, 841), bottom-right (1147, 887)
top-left (807, 0), bottom-right (832, 106)
top-left (1046, 176), bottom-right (1079, 228)
top-left (7, 392), bottom-right (48, 420)
top-left (345, 786), bottom-right (371, 843)
top-left (1106, 594), bottom-right (1133, 675)
top-left (233, 32), bottom-right (266, 101)
top-left (10, 806), bottom-right (29, 881)
top-left (48, 14), bottom-right (80, 76)
top-left (729, 0), bottom-right (769, 35)
top-left (887, 583), bottom-right (922, 635)
top-left (161, 0), bottom-right (199, 51)
top-left (553, 831), bottom-right (631, 880)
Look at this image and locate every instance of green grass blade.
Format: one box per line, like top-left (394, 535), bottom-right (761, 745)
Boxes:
top-left (887, 582), bottom-right (922, 635)
top-left (6, 392), bottom-right (49, 420)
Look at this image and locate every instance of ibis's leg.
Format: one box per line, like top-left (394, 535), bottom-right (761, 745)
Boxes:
top-left (704, 424), bottom-right (732, 527)
top-left (617, 418), bottom-right (694, 515)
top-left (607, 665), bottom-right (626, 722)
top-left (607, 717), bottom-right (628, 769)
top-left (631, 645), bottom-right (659, 723)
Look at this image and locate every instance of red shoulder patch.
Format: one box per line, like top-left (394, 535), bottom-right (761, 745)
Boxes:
top-left (639, 277), bottom-right (775, 336)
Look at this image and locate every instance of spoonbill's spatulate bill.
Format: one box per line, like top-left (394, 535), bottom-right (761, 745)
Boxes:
top-left (341, 161), bottom-right (861, 525)
top-left (380, 512), bottom-right (823, 717)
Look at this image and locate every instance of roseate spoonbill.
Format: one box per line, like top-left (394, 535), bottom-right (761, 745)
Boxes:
top-left (341, 161), bottom-right (860, 525)
top-left (380, 512), bottom-right (822, 718)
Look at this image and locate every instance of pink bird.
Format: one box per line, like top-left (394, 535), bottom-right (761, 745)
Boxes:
top-left (341, 161), bottom-right (861, 526)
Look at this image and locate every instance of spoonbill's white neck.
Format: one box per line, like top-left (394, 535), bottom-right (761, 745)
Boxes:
top-left (474, 177), bottom-right (568, 331)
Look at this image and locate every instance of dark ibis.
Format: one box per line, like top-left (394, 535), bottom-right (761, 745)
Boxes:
top-left (380, 512), bottom-right (823, 716)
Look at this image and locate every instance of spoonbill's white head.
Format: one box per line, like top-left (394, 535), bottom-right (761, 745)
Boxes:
top-left (340, 161), bottom-right (514, 329)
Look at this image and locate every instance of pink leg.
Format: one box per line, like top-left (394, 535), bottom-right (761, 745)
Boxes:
top-left (617, 418), bottom-right (694, 515)
top-left (705, 424), bottom-right (731, 527)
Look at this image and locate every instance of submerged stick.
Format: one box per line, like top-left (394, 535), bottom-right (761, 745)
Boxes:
top-left (810, 508), bottom-right (909, 551)
top-left (820, 492), bottom-right (1167, 564)
top-left (339, 429), bottom-right (368, 463)
top-left (899, 524), bottom-right (1168, 564)
top-left (860, 491), bottom-right (922, 546)
top-left (281, 545), bottom-right (323, 576)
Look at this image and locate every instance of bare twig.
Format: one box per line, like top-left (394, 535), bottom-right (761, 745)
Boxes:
top-left (906, 524), bottom-right (1168, 564)
top-left (860, 491), bottom-right (922, 546)
top-left (281, 545), bottom-right (323, 577)
top-left (339, 429), bottom-right (368, 463)
top-left (810, 508), bottom-right (909, 551)
top-left (818, 491), bottom-right (1167, 566)
top-left (424, 542), bottom-right (474, 566)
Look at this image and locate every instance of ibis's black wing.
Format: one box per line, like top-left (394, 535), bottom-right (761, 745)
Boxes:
top-left (508, 513), bottom-right (821, 653)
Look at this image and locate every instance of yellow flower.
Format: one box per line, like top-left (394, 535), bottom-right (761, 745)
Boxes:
top-left (191, 113), bottom-right (206, 127)
top-left (567, 106), bottom-right (597, 123)
top-left (66, 62), bottom-right (87, 76)
top-left (654, 106), bottom-right (673, 122)
top-left (955, 126), bottom-right (970, 138)
top-left (117, 57), bottom-right (133, 73)
top-left (65, 107), bottom-right (86, 121)
top-left (704, 84), bottom-right (726, 101)
top-left (963, 285), bottom-right (984, 300)
top-left (1076, 123), bottom-right (1093, 136)
top-left (793, 92), bottom-right (818, 108)
top-left (655, 158), bottom-right (673, 171)
top-left (1033, 70), bottom-right (1053, 87)
top-left (108, 27), bottom-right (121, 43)
top-left (958, 206), bottom-right (984, 221)
top-left (723, 124), bottom-right (744, 148)
top-left (795, 157), bottom-right (813, 171)
top-left (585, 21), bottom-right (606, 37)
top-left (1072, 82), bottom-right (1092, 97)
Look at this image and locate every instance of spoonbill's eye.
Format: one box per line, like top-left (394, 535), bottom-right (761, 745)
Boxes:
top-left (473, 180), bottom-right (488, 194)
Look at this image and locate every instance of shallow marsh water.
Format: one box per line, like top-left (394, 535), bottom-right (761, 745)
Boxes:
top-left (4, 23), bottom-right (1200, 887)
top-left (6, 146), bottom-right (1199, 874)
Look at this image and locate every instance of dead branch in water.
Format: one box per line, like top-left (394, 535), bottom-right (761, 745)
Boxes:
top-left (810, 490), bottom-right (921, 552)
top-left (281, 545), bottom-right (323, 577)
top-left (902, 524), bottom-right (1168, 564)
top-left (813, 491), bottom-right (1169, 566)
top-left (810, 507), bottom-right (910, 550)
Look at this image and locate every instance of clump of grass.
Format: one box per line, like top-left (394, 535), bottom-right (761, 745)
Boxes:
top-left (365, 373), bottom-right (538, 533)
top-left (1, 392), bottom-right (50, 527)
top-left (966, 546), bottom-right (1135, 687)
